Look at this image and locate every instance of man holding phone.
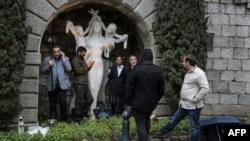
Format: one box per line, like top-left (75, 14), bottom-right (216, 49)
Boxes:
top-left (71, 46), bottom-right (94, 124)
top-left (41, 45), bottom-right (72, 122)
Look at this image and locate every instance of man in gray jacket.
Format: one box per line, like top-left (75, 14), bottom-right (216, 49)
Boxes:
top-left (153, 54), bottom-right (209, 141)
top-left (41, 45), bottom-right (72, 121)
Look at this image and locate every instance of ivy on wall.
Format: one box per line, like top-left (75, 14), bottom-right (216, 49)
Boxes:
top-left (153, 0), bottom-right (208, 113)
top-left (0, 0), bottom-right (31, 130)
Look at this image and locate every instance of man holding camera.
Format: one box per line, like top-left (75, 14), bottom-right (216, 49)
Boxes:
top-left (41, 45), bottom-right (72, 121)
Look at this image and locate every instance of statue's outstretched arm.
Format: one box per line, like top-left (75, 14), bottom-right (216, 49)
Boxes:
top-left (88, 8), bottom-right (100, 23)
top-left (65, 20), bottom-right (71, 33)
top-left (65, 20), bottom-right (78, 37)
top-left (113, 33), bottom-right (128, 49)
top-left (84, 26), bottom-right (90, 36)
top-left (88, 8), bottom-right (106, 31)
top-left (114, 34), bottom-right (128, 42)
top-left (114, 33), bottom-right (122, 38)
top-left (99, 17), bottom-right (107, 32)
top-left (88, 8), bottom-right (99, 16)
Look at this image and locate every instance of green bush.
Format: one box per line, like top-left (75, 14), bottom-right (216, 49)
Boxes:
top-left (153, 0), bottom-right (208, 112)
top-left (243, 120), bottom-right (250, 125)
top-left (0, 0), bottom-right (31, 130)
top-left (0, 117), bottom-right (191, 141)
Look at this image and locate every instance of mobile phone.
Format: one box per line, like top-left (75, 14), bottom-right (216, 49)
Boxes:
top-left (59, 52), bottom-right (63, 58)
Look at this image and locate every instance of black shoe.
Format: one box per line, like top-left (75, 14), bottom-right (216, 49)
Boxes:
top-left (152, 132), bottom-right (168, 138)
top-left (74, 117), bottom-right (83, 125)
top-left (75, 118), bottom-right (83, 125)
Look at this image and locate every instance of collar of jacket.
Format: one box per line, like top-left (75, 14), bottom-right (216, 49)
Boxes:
top-left (76, 55), bottom-right (84, 60)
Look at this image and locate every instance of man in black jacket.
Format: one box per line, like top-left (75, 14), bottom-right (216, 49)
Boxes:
top-left (126, 49), bottom-right (165, 141)
top-left (108, 55), bottom-right (127, 115)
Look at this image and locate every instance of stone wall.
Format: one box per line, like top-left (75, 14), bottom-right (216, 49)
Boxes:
top-left (203, 0), bottom-right (250, 120)
top-left (18, 0), bottom-right (250, 125)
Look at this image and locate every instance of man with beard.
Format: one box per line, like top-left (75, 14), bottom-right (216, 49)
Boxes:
top-left (71, 46), bottom-right (94, 124)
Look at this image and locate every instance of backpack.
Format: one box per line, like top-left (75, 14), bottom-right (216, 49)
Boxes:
top-left (93, 101), bottom-right (110, 119)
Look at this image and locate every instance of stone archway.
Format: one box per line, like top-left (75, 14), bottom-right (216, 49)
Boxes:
top-left (20, 0), bottom-right (161, 125)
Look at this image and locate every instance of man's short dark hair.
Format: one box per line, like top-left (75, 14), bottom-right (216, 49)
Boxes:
top-left (185, 54), bottom-right (197, 66)
top-left (129, 54), bottom-right (137, 59)
top-left (115, 55), bottom-right (122, 60)
top-left (77, 46), bottom-right (87, 53)
top-left (52, 45), bottom-right (62, 50)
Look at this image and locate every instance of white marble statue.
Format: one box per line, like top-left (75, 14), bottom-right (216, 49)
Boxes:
top-left (66, 9), bottom-right (128, 120)
top-left (101, 22), bottom-right (128, 58)
top-left (66, 10), bottom-right (96, 114)
top-left (84, 9), bottom-right (106, 120)
top-left (66, 21), bottom-right (87, 52)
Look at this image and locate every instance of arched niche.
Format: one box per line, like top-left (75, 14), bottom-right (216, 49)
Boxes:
top-left (23, 0), bottom-right (159, 123)
top-left (41, 2), bottom-right (144, 65)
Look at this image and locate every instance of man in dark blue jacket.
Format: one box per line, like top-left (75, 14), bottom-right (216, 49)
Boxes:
top-left (126, 49), bottom-right (165, 141)
top-left (108, 55), bottom-right (127, 115)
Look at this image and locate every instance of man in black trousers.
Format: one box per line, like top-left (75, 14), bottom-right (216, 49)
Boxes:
top-left (108, 55), bottom-right (127, 116)
top-left (71, 46), bottom-right (94, 124)
top-left (41, 45), bottom-right (72, 121)
top-left (126, 49), bottom-right (165, 141)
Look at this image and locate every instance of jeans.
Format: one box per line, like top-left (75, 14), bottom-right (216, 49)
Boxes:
top-left (160, 106), bottom-right (202, 141)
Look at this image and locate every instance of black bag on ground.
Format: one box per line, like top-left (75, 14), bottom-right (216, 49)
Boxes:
top-left (93, 101), bottom-right (110, 119)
